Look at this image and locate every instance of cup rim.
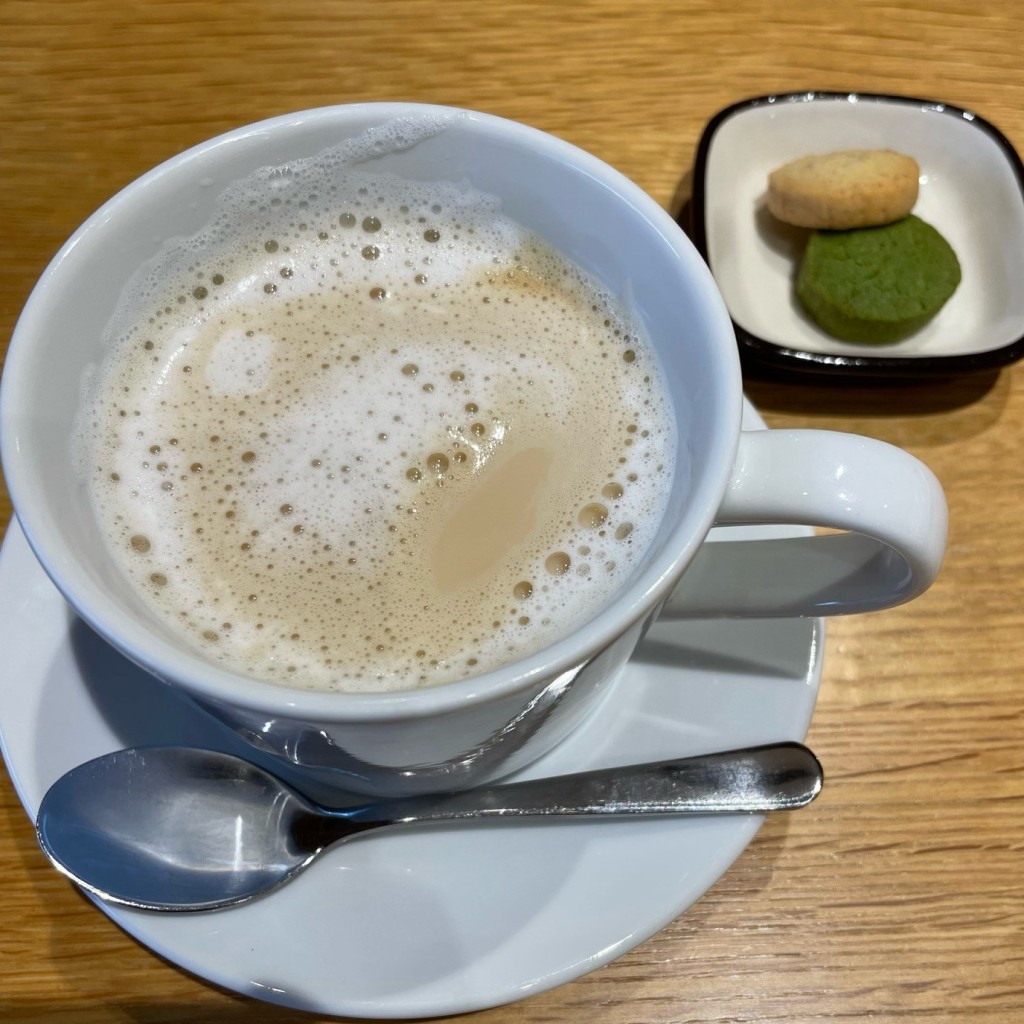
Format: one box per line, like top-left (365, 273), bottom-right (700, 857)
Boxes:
top-left (1, 102), bottom-right (741, 722)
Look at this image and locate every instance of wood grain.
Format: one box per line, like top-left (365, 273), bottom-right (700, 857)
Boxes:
top-left (2, 2), bottom-right (1022, 1021)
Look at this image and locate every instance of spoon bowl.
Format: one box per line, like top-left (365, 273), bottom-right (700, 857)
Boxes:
top-left (36, 742), bottom-right (822, 912)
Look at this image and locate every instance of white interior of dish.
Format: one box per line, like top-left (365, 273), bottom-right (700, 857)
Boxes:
top-left (704, 96), bottom-right (1024, 358)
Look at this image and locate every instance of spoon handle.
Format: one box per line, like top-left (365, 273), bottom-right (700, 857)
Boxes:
top-left (344, 742), bottom-right (822, 826)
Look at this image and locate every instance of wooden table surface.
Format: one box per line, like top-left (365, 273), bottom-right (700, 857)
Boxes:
top-left (1, 2), bottom-right (1022, 1022)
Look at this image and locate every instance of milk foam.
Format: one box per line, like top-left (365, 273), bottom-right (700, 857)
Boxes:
top-left (81, 133), bottom-right (676, 692)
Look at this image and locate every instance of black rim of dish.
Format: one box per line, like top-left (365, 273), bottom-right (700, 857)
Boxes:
top-left (686, 90), bottom-right (1024, 379)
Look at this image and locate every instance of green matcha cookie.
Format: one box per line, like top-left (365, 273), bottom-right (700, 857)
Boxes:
top-left (796, 215), bottom-right (961, 344)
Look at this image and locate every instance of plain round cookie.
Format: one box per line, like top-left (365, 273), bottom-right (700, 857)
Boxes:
top-left (767, 149), bottom-right (920, 229)
top-left (796, 215), bottom-right (961, 344)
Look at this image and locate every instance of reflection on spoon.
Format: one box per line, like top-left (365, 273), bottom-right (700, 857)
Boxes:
top-left (36, 742), bottom-right (822, 913)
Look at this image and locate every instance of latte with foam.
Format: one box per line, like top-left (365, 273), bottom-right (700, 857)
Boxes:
top-left (79, 134), bottom-right (676, 693)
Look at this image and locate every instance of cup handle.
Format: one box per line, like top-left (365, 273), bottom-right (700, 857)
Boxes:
top-left (660, 429), bottom-right (948, 618)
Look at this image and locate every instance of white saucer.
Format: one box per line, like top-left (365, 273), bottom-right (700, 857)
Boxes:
top-left (0, 400), bottom-right (823, 1019)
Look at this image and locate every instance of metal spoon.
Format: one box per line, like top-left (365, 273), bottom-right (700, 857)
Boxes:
top-left (35, 742), bottom-right (822, 912)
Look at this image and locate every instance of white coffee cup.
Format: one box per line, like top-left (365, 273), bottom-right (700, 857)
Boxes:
top-left (0, 104), bottom-right (947, 796)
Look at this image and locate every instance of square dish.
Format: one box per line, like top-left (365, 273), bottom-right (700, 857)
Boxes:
top-left (687, 92), bottom-right (1024, 378)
